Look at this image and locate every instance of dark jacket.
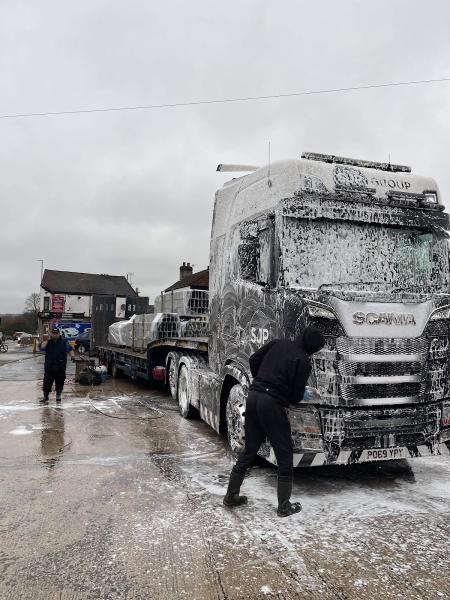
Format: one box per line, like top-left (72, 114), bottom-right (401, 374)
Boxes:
top-left (249, 326), bottom-right (325, 407)
top-left (40, 337), bottom-right (71, 371)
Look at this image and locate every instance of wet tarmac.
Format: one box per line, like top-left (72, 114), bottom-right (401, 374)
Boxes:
top-left (1, 346), bottom-right (450, 599)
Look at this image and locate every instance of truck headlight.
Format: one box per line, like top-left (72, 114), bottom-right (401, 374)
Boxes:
top-left (307, 303), bottom-right (336, 319)
top-left (430, 306), bottom-right (450, 320)
top-left (423, 192), bottom-right (438, 205)
top-left (303, 386), bottom-right (321, 403)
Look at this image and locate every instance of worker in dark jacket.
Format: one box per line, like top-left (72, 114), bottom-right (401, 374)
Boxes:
top-left (223, 326), bottom-right (325, 517)
top-left (39, 327), bottom-right (75, 403)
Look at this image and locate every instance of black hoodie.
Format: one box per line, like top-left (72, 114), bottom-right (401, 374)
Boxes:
top-left (249, 326), bottom-right (325, 407)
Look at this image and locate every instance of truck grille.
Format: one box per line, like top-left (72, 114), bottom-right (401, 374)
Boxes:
top-left (340, 382), bottom-right (423, 404)
top-left (336, 336), bottom-right (428, 356)
top-left (314, 336), bottom-right (433, 406)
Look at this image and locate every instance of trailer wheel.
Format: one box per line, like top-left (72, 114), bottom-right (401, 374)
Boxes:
top-left (168, 359), bottom-right (178, 400)
top-left (226, 384), bottom-right (246, 456)
top-left (177, 365), bottom-right (196, 419)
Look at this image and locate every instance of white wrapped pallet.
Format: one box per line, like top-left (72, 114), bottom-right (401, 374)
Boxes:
top-left (107, 313), bottom-right (182, 350)
top-left (108, 319), bottom-right (132, 346)
top-left (133, 313), bottom-right (173, 350)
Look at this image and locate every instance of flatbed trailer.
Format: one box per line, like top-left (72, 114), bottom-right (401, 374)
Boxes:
top-left (98, 337), bottom-right (208, 381)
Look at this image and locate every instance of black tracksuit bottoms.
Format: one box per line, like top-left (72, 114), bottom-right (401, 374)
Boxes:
top-left (43, 367), bottom-right (66, 395)
top-left (232, 390), bottom-right (293, 478)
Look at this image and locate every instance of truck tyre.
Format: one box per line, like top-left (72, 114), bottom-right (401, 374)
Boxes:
top-left (78, 344), bottom-right (86, 355)
top-left (177, 365), bottom-right (196, 419)
top-left (226, 384), bottom-right (246, 456)
top-left (168, 358), bottom-right (178, 400)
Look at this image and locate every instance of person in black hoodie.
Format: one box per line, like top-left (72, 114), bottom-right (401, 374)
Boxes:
top-left (223, 325), bottom-right (325, 517)
top-left (39, 327), bottom-right (75, 403)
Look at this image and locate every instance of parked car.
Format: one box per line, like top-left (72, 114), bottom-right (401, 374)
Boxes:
top-left (17, 333), bottom-right (33, 345)
top-left (75, 330), bottom-right (91, 354)
top-left (13, 331), bottom-right (26, 341)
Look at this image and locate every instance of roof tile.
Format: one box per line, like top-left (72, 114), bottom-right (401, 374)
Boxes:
top-left (41, 269), bottom-right (138, 297)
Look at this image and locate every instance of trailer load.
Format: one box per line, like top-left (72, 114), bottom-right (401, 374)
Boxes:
top-left (107, 312), bottom-right (209, 351)
top-left (154, 289), bottom-right (208, 316)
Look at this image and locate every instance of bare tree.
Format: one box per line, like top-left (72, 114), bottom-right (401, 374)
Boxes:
top-left (25, 292), bottom-right (40, 315)
top-left (24, 293), bottom-right (40, 331)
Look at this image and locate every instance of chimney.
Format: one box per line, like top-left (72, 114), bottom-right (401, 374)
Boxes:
top-left (180, 261), bottom-right (193, 281)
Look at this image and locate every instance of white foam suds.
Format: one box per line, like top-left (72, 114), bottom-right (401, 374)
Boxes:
top-left (260, 584), bottom-right (273, 595)
top-left (9, 425), bottom-right (33, 435)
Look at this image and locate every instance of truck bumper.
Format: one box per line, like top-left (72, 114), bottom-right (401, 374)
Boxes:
top-left (260, 440), bottom-right (450, 467)
top-left (261, 402), bottom-right (450, 467)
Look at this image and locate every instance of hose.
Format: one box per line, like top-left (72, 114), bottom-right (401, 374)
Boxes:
top-left (87, 390), bottom-right (165, 421)
top-left (80, 359), bottom-right (178, 421)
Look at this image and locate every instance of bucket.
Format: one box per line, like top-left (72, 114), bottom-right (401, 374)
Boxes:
top-left (94, 365), bottom-right (108, 383)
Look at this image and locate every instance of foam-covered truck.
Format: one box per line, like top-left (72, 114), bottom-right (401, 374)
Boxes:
top-left (99, 152), bottom-right (450, 466)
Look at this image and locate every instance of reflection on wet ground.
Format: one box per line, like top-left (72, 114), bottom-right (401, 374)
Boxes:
top-left (39, 406), bottom-right (67, 469)
top-left (1, 347), bottom-right (450, 599)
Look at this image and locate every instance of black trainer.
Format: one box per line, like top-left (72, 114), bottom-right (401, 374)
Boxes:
top-left (55, 393), bottom-right (62, 403)
top-left (40, 395), bottom-right (49, 403)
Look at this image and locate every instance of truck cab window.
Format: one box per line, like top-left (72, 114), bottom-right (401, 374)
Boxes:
top-left (395, 232), bottom-right (433, 287)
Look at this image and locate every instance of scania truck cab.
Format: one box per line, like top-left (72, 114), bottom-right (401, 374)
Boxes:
top-left (202, 152), bottom-right (450, 466)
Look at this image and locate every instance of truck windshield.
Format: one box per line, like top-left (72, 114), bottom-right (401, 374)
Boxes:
top-left (281, 218), bottom-right (449, 292)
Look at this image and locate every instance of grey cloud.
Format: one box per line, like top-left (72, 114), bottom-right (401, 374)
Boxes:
top-left (1, 1), bottom-right (450, 312)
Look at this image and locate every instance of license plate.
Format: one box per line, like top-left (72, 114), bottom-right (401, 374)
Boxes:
top-left (360, 447), bottom-right (409, 462)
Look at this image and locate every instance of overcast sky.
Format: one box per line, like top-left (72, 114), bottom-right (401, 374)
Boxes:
top-left (1, 0), bottom-right (450, 313)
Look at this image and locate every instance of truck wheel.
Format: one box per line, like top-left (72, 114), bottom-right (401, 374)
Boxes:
top-left (78, 344), bottom-right (86, 355)
top-left (226, 384), bottom-right (246, 456)
top-left (177, 365), bottom-right (196, 419)
top-left (168, 359), bottom-right (178, 400)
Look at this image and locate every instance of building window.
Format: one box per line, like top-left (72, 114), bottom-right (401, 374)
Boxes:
top-left (43, 297), bottom-right (50, 311)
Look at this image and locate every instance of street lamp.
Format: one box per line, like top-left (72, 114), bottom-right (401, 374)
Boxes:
top-left (36, 259), bottom-right (44, 344)
top-left (36, 259), bottom-right (44, 283)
